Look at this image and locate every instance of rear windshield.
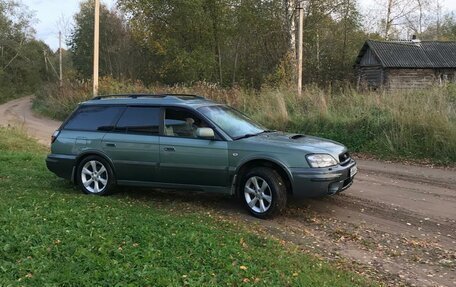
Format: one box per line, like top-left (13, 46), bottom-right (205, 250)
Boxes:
top-left (64, 105), bottom-right (124, 131)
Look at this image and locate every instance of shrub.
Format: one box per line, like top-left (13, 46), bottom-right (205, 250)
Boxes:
top-left (33, 78), bottom-right (150, 120)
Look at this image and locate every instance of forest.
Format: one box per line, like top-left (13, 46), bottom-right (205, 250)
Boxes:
top-left (65, 0), bottom-right (456, 88)
top-left (1, 0), bottom-right (456, 93)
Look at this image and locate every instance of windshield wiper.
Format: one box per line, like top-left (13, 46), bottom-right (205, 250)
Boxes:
top-left (233, 133), bottom-right (259, 140)
top-left (233, 130), bottom-right (275, 140)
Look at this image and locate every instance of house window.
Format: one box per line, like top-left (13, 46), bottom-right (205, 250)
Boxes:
top-left (439, 73), bottom-right (455, 85)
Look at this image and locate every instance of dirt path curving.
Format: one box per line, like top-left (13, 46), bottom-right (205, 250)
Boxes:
top-left (0, 96), bottom-right (60, 145)
top-left (1, 96), bottom-right (455, 286)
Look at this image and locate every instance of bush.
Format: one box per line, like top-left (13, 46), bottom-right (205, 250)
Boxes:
top-left (33, 78), bottom-right (150, 120)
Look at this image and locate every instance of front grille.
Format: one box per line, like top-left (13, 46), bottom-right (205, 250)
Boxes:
top-left (339, 152), bottom-right (351, 166)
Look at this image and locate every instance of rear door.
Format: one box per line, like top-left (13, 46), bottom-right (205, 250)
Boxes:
top-left (102, 106), bottom-right (161, 182)
top-left (59, 105), bottom-right (124, 155)
top-left (159, 107), bottom-right (229, 187)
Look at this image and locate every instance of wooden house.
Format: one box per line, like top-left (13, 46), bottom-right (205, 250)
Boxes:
top-left (355, 39), bottom-right (456, 90)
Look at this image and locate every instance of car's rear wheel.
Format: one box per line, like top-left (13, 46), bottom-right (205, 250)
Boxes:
top-left (77, 156), bottom-right (115, 195)
top-left (241, 167), bottom-right (287, 219)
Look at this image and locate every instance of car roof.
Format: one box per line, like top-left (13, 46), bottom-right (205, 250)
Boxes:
top-left (81, 94), bottom-right (220, 109)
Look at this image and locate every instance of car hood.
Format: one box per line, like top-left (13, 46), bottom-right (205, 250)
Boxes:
top-left (240, 132), bottom-right (347, 157)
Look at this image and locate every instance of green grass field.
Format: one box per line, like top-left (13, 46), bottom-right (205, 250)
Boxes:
top-left (0, 127), bottom-right (378, 286)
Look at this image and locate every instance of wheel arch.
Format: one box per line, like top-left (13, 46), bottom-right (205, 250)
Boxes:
top-left (73, 150), bottom-right (117, 183)
top-left (234, 157), bottom-right (293, 197)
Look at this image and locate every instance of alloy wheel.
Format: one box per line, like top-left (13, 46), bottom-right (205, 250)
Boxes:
top-left (244, 176), bottom-right (273, 213)
top-left (81, 160), bottom-right (108, 193)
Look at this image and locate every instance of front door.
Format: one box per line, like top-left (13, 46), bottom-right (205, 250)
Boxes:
top-left (159, 107), bottom-right (229, 187)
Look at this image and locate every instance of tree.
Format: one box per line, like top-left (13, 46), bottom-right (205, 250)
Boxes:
top-left (68, 0), bottom-right (138, 80)
top-left (64, 0), bottom-right (369, 88)
top-left (362, 0), bottom-right (437, 39)
top-left (0, 0), bottom-right (52, 100)
top-left (298, 0), bottom-right (365, 85)
top-left (118, 0), bottom-right (289, 88)
top-left (404, 0), bottom-right (431, 35)
top-left (421, 12), bottom-right (456, 41)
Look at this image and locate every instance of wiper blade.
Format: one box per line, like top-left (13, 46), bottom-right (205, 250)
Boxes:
top-left (234, 130), bottom-right (275, 140)
top-left (233, 133), bottom-right (258, 140)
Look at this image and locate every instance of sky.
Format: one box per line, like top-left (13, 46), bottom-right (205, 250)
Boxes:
top-left (24, 0), bottom-right (116, 50)
top-left (23, 0), bottom-right (456, 51)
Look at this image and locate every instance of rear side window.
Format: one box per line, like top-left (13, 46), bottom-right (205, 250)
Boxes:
top-left (114, 107), bottom-right (160, 135)
top-left (64, 105), bottom-right (124, 131)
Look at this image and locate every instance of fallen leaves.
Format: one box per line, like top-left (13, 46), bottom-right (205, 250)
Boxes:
top-left (239, 237), bottom-right (248, 249)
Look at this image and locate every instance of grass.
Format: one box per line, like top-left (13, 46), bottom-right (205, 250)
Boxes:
top-left (32, 79), bottom-right (456, 164)
top-left (0, 127), bottom-right (378, 286)
top-left (0, 91), bottom-right (27, 105)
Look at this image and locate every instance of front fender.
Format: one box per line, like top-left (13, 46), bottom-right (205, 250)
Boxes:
top-left (229, 154), bottom-right (294, 197)
top-left (234, 155), bottom-right (292, 178)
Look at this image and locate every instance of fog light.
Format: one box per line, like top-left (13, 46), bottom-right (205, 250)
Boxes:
top-left (328, 181), bottom-right (343, 194)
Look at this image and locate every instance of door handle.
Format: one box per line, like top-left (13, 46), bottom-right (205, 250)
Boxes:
top-left (163, 147), bottom-right (175, 152)
top-left (105, 143), bottom-right (116, 147)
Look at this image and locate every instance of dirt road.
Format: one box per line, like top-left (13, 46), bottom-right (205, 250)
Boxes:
top-left (1, 96), bottom-right (455, 286)
top-left (0, 96), bottom-right (60, 145)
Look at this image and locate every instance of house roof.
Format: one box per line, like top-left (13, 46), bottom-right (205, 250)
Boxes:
top-left (356, 40), bottom-right (456, 68)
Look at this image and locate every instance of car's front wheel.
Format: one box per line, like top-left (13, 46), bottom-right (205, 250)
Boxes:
top-left (77, 156), bottom-right (115, 195)
top-left (241, 167), bottom-right (287, 219)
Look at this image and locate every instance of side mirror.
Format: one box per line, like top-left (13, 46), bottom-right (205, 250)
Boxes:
top-left (196, 128), bottom-right (215, 139)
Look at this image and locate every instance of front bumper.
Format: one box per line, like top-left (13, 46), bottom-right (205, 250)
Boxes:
top-left (290, 159), bottom-right (357, 198)
top-left (46, 154), bottom-right (76, 181)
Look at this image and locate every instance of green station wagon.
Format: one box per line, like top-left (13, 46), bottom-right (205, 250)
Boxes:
top-left (46, 94), bottom-right (357, 218)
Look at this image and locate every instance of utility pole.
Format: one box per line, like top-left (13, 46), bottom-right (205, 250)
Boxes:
top-left (297, 1), bottom-right (304, 97)
top-left (59, 31), bottom-right (63, 87)
top-left (43, 50), bottom-right (48, 73)
top-left (93, 0), bottom-right (100, 96)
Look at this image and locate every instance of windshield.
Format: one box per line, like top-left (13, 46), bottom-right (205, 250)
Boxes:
top-left (198, 105), bottom-right (265, 139)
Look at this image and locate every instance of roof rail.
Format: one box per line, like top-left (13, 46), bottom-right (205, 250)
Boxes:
top-left (164, 93), bottom-right (205, 99)
top-left (91, 94), bottom-right (205, 100)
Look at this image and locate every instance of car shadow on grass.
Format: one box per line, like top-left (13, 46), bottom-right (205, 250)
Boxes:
top-left (114, 186), bottom-right (247, 215)
top-left (52, 177), bottom-right (330, 220)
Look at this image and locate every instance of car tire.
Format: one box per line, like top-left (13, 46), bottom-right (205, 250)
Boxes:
top-left (240, 167), bottom-right (287, 219)
top-left (77, 155), bottom-right (115, 195)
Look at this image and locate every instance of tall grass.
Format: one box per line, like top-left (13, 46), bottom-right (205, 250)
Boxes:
top-left (33, 78), bottom-right (456, 164)
top-left (274, 86), bottom-right (456, 163)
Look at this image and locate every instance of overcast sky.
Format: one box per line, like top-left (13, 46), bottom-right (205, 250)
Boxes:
top-left (24, 0), bottom-right (116, 50)
top-left (23, 0), bottom-right (456, 51)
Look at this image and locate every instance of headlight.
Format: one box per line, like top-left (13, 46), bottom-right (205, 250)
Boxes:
top-left (306, 154), bottom-right (337, 168)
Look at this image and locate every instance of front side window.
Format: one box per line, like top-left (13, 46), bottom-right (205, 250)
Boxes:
top-left (198, 105), bottom-right (264, 139)
top-left (64, 105), bottom-right (123, 131)
top-left (114, 107), bottom-right (160, 135)
top-left (164, 108), bottom-right (209, 138)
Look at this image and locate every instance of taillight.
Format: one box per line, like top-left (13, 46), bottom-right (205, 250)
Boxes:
top-left (51, 130), bottom-right (60, 144)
